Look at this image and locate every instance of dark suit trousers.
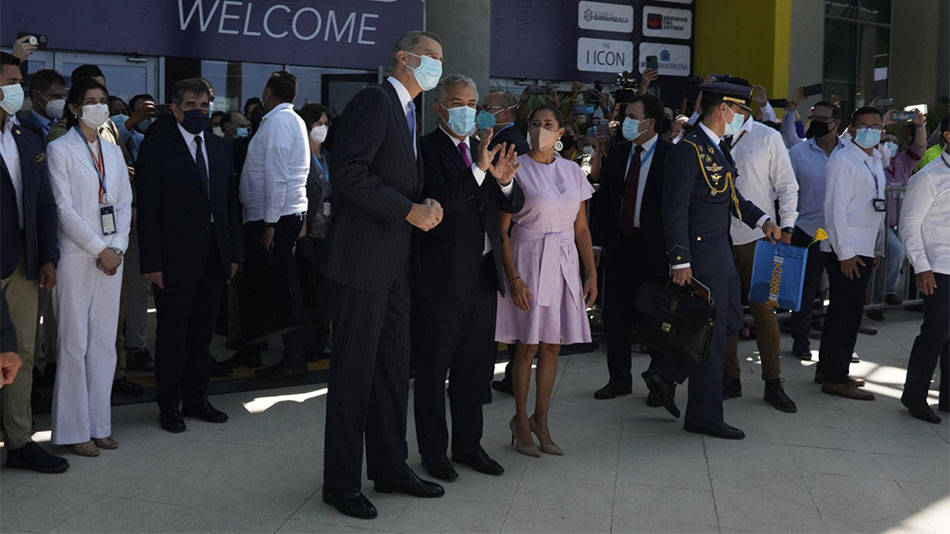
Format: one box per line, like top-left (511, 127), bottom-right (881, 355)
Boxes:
top-left (414, 255), bottom-right (497, 460)
top-left (242, 216), bottom-right (307, 367)
top-left (324, 270), bottom-right (412, 491)
top-left (656, 274), bottom-right (741, 427)
top-left (789, 227), bottom-right (827, 351)
top-left (903, 273), bottom-right (949, 405)
top-left (154, 237), bottom-right (225, 409)
top-left (603, 233), bottom-right (661, 387)
top-left (818, 252), bottom-right (872, 383)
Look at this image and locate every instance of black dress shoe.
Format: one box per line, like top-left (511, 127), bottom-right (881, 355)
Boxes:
top-left (453, 447), bottom-right (504, 476)
top-left (644, 372), bottom-right (679, 418)
top-left (684, 421), bottom-right (745, 440)
top-left (5, 442), bottom-right (70, 473)
top-left (791, 343), bottom-right (811, 361)
top-left (220, 346), bottom-right (263, 369)
top-left (322, 488), bottom-right (377, 519)
top-left (491, 378), bottom-right (513, 395)
top-left (723, 376), bottom-right (742, 399)
top-left (764, 379), bottom-right (797, 413)
top-left (374, 468), bottom-right (444, 498)
top-left (182, 399), bottom-right (229, 423)
top-left (646, 390), bottom-right (663, 407)
top-left (594, 382), bottom-right (632, 400)
top-left (421, 456), bottom-right (458, 481)
top-left (112, 377), bottom-right (144, 397)
top-left (160, 408), bottom-right (186, 433)
top-left (902, 398), bottom-right (942, 423)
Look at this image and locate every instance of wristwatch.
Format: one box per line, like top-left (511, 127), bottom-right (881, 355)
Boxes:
top-left (108, 247), bottom-right (124, 256)
top-left (781, 227), bottom-right (793, 234)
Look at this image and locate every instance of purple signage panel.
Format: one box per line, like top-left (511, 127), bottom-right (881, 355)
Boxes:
top-left (1, 0), bottom-right (425, 69)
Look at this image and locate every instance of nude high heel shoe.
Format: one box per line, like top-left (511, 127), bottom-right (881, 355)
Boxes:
top-left (529, 415), bottom-right (563, 456)
top-left (509, 417), bottom-right (541, 457)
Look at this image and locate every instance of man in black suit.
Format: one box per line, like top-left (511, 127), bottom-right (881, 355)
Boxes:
top-left (136, 78), bottom-right (241, 433)
top-left (414, 74), bottom-right (524, 482)
top-left (481, 91), bottom-right (531, 398)
top-left (590, 94), bottom-right (673, 402)
top-left (322, 30), bottom-right (446, 519)
top-left (1, 52), bottom-right (67, 474)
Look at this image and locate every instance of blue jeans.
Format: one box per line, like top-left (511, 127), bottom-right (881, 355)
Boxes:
top-left (873, 226), bottom-right (904, 300)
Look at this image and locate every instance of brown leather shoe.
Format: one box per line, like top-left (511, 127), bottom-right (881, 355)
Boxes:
top-left (70, 441), bottom-right (100, 457)
top-left (92, 437), bottom-right (118, 449)
top-left (821, 382), bottom-right (875, 400)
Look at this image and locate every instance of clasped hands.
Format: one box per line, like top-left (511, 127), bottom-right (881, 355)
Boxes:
top-left (96, 248), bottom-right (123, 276)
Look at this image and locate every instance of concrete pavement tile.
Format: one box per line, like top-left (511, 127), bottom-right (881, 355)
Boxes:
top-left (714, 490), bottom-right (824, 532)
top-left (0, 484), bottom-right (103, 532)
top-left (611, 514), bottom-right (719, 533)
top-left (501, 504), bottom-right (611, 533)
top-left (802, 472), bottom-right (917, 525)
top-left (513, 472), bottom-right (614, 516)
top-left (391, 497), bottom-right (507, 533)
top-left (612, 484), bottom-right (717, 527)
top-left (48, 496), bottom-right (285, 533)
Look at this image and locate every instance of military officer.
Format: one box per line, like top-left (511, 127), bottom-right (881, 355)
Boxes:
top-left (644, 83), bottom-right (783, 440)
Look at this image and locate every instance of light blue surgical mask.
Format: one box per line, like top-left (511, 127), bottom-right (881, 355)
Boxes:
top-left (854, 127), bottom-right (882, 149)
top-left (235, 127), bottom-right (249, 138)
top-left (0, 83), bottom-right (24, 115)
top-left (621, 117), bottom-right (642, 141)
top-left (723, 106), bottom-right (746, 137)
top-left (441, 103), bottom-right (476, 137)
top-left (405, 52), bottom-right (442, 92)
top-left (883, 140), bottom-right (898, 158)
top-left (476, 109), bottom-right (497, 131)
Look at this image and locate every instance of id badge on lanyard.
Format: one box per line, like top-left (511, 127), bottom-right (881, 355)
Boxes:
top-left (865, 162), bottom-right (886, 213)
top-left (82, 129), bottom-right (117, 235)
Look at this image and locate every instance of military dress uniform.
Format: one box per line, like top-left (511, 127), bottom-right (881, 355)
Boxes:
top-left (654, 84), bottom-right (770, 435)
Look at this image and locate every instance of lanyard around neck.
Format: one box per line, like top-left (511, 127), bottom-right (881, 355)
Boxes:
top-left (627, 140), bottom-right (658, 172)
top-left (76, 127), bottom-right (107, 202)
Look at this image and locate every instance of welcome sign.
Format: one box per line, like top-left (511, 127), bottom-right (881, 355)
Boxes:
top-left (1, 0), bottom-right (424, 69)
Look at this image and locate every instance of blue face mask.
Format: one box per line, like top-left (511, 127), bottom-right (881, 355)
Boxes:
top-left (441, 103), bottom-right (476, 137)
top-left (621, 117), bottom-right (642, 141)
top-left (854, 127), bottom-right (882, 149)
top-left (181, 108), bottom-right (210, 135)
top-left (476, 109), bottom-right (497, 131)
top-left (406, 52), bottom-right (442, 92)
top-left (724, 106), bottom-right (746, 137)
top-left (235, 127), bottom-right (249, 138)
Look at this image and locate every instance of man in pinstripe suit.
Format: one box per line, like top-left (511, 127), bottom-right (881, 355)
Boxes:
top-left (322, 30), bottom-right (447, 519)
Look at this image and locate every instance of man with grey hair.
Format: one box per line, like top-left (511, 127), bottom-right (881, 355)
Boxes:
top-left (413, 74), bottom-right (523, 482)
top-left (322, 29), bottom-right (446, 519)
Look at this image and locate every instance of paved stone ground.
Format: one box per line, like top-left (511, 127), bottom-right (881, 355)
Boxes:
top-left (1, 309), bottom-right (947, 533)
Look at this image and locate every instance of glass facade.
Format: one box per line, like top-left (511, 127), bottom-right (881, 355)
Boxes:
top-left (824, 0), bottom-right (891, 119)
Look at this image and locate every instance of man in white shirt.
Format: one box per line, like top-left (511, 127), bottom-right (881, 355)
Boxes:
top-left (238, 71), bottom-right (310, 378)
top-left (898, 115), bottom-right (950, 423)
top-left (817, 106), bottom-right (887, 401)
top-left (721, 78), bottom-right (799, 413)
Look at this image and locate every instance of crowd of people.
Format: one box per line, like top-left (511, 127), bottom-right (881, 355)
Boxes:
top-left (1, 30), bottom-right (948, 521)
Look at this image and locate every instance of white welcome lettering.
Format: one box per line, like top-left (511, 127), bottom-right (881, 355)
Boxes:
top-left (292, 7), bottom-right (322, 41)
top-left (178, 0), bottom-right (221, 32)
top-left (218, 0), bottom-right (241, 35)
top-left (263, 4), bottom-right (290, 38)
top-left (325, 11), bottom-right (355, 42)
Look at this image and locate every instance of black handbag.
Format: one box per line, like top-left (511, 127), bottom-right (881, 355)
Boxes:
top-left (634, 279), bottom-right (716, 364)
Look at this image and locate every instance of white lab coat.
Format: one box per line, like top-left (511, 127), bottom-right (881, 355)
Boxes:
top-left (899, 153), bottom-right (950, 276)
top-left (47, 127), bottom-right (132, 445)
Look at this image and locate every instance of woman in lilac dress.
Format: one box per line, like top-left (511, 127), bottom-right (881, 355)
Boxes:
top-left (496, 105), bottom-right (598, 456)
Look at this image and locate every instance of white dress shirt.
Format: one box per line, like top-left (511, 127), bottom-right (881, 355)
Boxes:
top-left (439, 126), bottom-right (514, 254)
top-left (388, 76), bottom-right (416, 158)
top-left (821, 140), bottom-right (886, 259)
top-left (899, 153), bottom-right (950, 275)
top-left (624, 134), bottom-right (658, 228)
top-left (0, 115), bottom-right (23, 228)
top-left (239, 102), bottom-right (310, 223)
top-left (729, 118), bottom-right (799, 245)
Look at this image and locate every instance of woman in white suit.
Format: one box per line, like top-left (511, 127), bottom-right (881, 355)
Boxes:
top-left (47, 77), bottom-right (132, 456)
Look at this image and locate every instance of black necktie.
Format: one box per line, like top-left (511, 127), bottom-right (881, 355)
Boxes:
top-left (719, 139), bottom-right (735, 166)
top-left (194, 135), bottom-right (209, 198)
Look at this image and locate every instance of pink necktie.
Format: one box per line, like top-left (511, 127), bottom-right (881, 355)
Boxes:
top-left (458, 142), bottom-right (472, 167)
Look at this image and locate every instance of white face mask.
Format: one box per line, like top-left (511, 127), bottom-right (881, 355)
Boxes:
top-left (45, 98), bottom-right (66, 120)
top-left (0, 83), bottom-right (24, 115)
top-left (80, 103), bottom-right (110, 129)
top-left (310, 124), bottom-right (328, 143)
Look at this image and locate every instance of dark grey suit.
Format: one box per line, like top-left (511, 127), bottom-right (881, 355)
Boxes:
top-left (323, 81), bottom-right (423, 491)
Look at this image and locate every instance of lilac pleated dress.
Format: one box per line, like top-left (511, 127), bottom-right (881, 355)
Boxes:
top-left (495, 154), bottom-right (595, 345)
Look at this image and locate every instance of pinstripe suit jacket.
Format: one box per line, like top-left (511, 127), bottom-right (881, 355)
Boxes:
top-left (326, 82), bottom-right (424, 292)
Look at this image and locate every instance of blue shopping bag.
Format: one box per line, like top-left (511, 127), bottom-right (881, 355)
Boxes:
top-left (748, 240), bottom-right (809, 312)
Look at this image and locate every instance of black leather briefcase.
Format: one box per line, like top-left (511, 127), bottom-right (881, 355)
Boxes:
top-left (634, 280), bottom-right (716, 364)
